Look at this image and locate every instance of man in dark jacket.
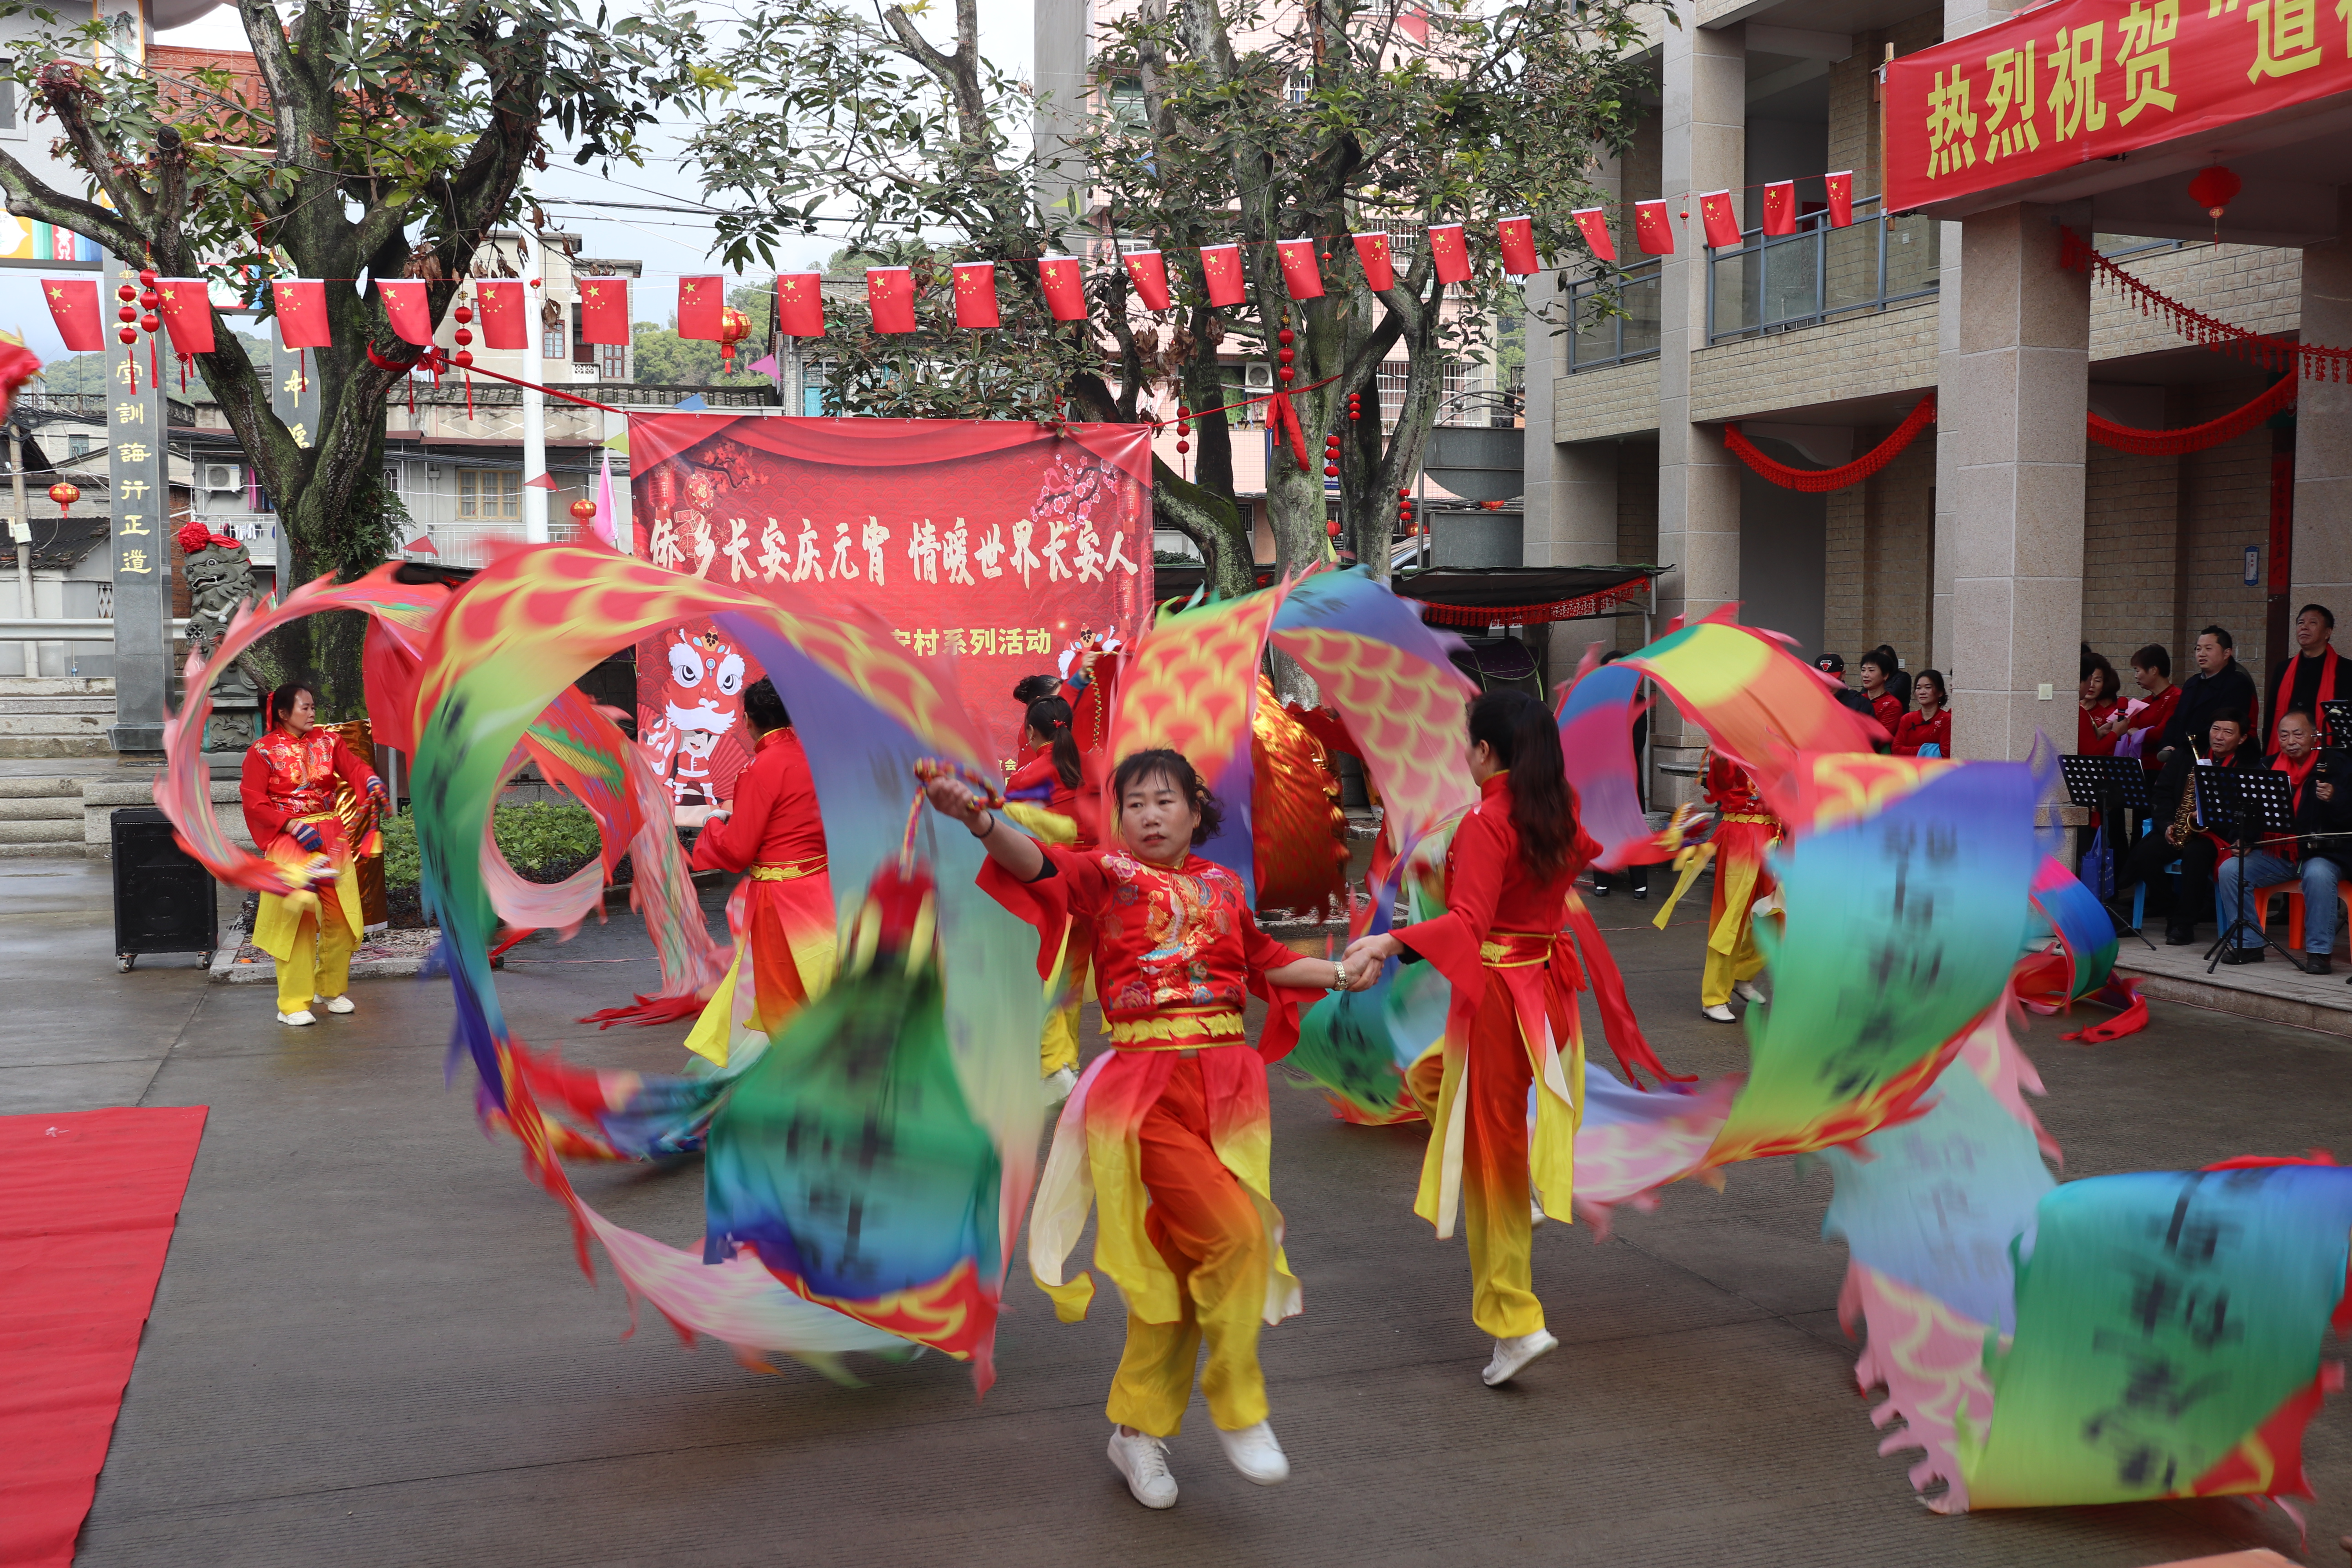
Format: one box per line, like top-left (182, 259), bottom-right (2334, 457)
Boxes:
top-left (2114, 710), bottom-right (2256, 944)
top-left (2157, 626), bottom-right (2260, 764)
top-left (2265, 604), bottom-right (2352, 750)
top-left (2213, 708), bottom-right (2352, 972)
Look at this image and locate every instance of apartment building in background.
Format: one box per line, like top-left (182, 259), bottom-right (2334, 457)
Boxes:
top-left (1524, 0), bottom-right (2349, 798)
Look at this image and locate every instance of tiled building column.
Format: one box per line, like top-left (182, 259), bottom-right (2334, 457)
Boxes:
top-left (2294, 189), bottom-right (2352, 617)
top-left (1524, 147), bottom-right (1621, 570)
top-left (1951, 204), bottom-right (2090, 760)
top-left (1654, 11), bottom-right (1744, 794)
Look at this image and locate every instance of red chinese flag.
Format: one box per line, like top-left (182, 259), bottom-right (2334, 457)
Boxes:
top-left (1200, 243), bottom-right (1245, 307)
top-left (678, 275), bottom-right (723, 340)
top-left (1496, 215), bottom-right (1539, 276)
top-left (1427, 223), bottom-right (1472, 284)
top-left (1697, 191), bottom-right (1742, 249)
top-left (154, 279), bottom-right (215, 355)
top-left (1570, 207), bottom-right (1616, 264)
top-left (1352, 232), bottom-right (1395, 291)
top-left (475, 278), bottom-right (528, 350)
top-left (1123, 250), bottom-right (1171, 311)
top-left (1761, 181), bottom-right (1797, 237)
top-left (867, 267), bottom-right (916, 334)
top-left (578, 277), bottom-right (630, 345)
top-left (774, 272), bottom-right (824, 337)
top-left (1633, 200), bottom-right (1675, 255)
top-left (1276, 238), bottom-right (1323, 300)
top-left (271, 279), bottom-right (332, 348)
top-left (1039, 256), bottom-right (1086, 321)
top-left (42, 278), bottom-right (101, 351)
top-left (376, 279), bottom-right (433, 346)
top-left (953, 261), bottom-right (1000, 329)
top-left (1825, 171), bottom-right (1855, 229)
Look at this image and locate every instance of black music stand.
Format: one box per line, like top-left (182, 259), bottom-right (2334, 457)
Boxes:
top-left (2058, 754), bottom-right (2156, 949)
top-left (2196, 766), bottom-right (2298, 972)
top-left (2321, 699), bottom-right (2352, 750)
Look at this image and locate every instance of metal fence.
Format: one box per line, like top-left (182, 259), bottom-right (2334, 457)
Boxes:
top-left (1707, 196), bottom-right (1939, 346)
top-left (1564, 260), bottom-right (1662, 372)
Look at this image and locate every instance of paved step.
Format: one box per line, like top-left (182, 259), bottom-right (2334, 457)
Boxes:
top-left (0, 776), bottom-right (85, 799)
top-left (0, 817), bottom-right (86, 845)
top-left (0, 695), bottom-right (117, 713)
top-left (0, 676), bottom-right (112, 697)
top-left (0, 797), bottom-right (82, 822)
top-left (0, 841), bottom-right (97, 859)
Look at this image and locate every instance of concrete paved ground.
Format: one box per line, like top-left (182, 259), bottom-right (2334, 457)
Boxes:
top-left (13, 854), bottom-right (2352, 1567)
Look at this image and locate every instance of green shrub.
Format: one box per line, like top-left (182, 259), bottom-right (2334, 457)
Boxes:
top-left (379, 802), bottom-right (604, 890)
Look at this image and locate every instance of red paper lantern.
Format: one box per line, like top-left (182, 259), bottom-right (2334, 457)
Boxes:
top-left (1325, 518), bottom-right (1342, 537)
top-left (116, 325), bottom-right (138, 345)
top-left (453, 305), bottom-right (473, 324)
top-left (453, 349), bottom-right (474, 368)
top-left (2188, 165), bottom-right (2242, 222)
top-left (568, 497), bottom-right (598, 523)
top-left (140, 313), bottom-right (159, 334)
top-left (116, 283), bottom-right (136, 302)
top-left (718, 305), bottom-right (751, 372)
top-left (137, 267), bottom-right (157, 288)
top-left (48, 481), bottom-right (78, 518)
top-left (452, 327), bottom-right (473, 347)
top-left (1323, 465), bottom-right (1340, 477)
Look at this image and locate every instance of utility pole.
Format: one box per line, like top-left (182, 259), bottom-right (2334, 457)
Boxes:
top-left (522, 225), bottom-right (549, 543)
top-left (10, 423), bottom-right (36, 677)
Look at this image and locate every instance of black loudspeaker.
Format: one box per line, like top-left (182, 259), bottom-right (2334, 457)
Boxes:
top-left (111, 806), bottom-right (218, 973)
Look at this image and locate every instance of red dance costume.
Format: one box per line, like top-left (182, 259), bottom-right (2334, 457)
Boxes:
top-left (1392, 771), bottom-right (1597, 1339)
top-left (995, 844), bottom-right (1320, 1438)
top-left (240, 726), bottom-right (382, 1013)
top-left (682, 727), bottom-right (835, 1063)
top-left (1700, 755), bottom-right (1781, 1009)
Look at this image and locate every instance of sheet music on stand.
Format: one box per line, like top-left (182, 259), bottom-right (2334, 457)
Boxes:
top-left (2192, 765), bottom-right (2294, 842)
top-left (2058, 754), bottom-right (2151, 814)
top-left (2321, 699), bottom-right (2352, 749)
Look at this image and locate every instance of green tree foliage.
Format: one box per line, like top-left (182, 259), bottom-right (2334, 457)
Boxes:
top-left (689, 0), bottom-right (1646, 590)
top-left (0, 0), bottom-right (715, 710)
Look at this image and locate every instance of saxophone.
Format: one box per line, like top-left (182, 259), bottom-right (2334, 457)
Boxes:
top-left (2164, 745), bottom-right (2203, 846)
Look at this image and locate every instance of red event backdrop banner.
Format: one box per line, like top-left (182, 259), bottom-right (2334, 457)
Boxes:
top-left (627, 415), bottom-right (1155, 802)
top-left (1884, 0), bottom-right (2352, 213)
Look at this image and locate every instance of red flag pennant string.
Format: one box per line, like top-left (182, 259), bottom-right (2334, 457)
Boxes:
top-left (1696, 191), bottom-right (1741, 249)
top-left (1495, 215), bottom-right (1539, 276)
top-left (1276, 238), bottom-right (1323, 300)
top-left (1352, 232), bottom-right (1395, 291)
top-left (1038, 256), bottom-right (1087, 321)
top-left (1824, 171), bottom-right (1853, 228)
top-left (1122, 250), bottom-right (1171, 311)
top-left (1633, 201), bottom-right (1675, 256)
top-left (1570, 208), bottom-right (1615, 264)
top-left (1426, 224), bottom-right (1471, 284)
top-left (2060, 227), bottom-right (2352, 383)
top-left (1760, 181), bottom-right (1796, 236)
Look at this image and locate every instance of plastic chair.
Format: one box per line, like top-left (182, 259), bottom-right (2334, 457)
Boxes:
top-left (2128, 817), bottom-right (2181, 931)
top-left (2248, 883), bottom-right (2352, 954)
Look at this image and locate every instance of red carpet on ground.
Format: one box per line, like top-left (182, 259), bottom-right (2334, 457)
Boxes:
top-left (0, 1106), bottom-right (209, 1567)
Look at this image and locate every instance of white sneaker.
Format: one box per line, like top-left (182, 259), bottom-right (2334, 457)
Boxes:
top-left (1215, 1419), bottom-right (1290, 1485)
top-left (1702, 1003), bottom-right (1737, 1022)
top-left (1107, 1427), bottom-right (1178, 1508)
top-left (1733, 980), bottom-right (1767, 1004)
top-left (277, 1009), bottom-right (316, 1027)
top-left (1530, 1192), bottom-right (1547, 1225)
top-left (1482, 1328), bottom-right (1559, 1387)
top-left (1043, 1066), bottom-right (1078, 1107)
top-left (319, 995), bottom-right (356, 1015)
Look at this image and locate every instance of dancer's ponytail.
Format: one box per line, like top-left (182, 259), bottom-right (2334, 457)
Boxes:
top-left (1467, 688), bottom-right (1574, 879)
top-left (1026, 696), bottom-right (1083, 790)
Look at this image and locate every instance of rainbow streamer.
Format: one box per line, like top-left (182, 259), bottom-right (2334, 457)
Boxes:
top-left (1553, 654), bottom-right (1656, 872)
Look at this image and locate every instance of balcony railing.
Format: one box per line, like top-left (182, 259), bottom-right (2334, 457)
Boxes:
top-left (1707, 196), bottom-right (1938, 346)
top-left (1564, 260), bottom-right (1661, 373)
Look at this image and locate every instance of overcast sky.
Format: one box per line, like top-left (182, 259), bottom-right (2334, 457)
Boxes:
top-left (155, 0), bottom-right (1038, 309)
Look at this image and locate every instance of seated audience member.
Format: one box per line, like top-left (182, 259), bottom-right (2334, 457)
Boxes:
top-left (2107, 643), bottom-right (2180, 769)
top-left (2113, 710), bottom-right (2256, 945)
top-left (1892, 671), bottom-right (1951, 757)
top-left (2158, 626), bottom-right (2259, 764)
top-left (2212, 708), bottom-right (2352, 972)
top-left (2266, 604), bottom-right (2351, 749)
top-left (2078, 647), bottom-right (2127, 756)
top-left (1857, 648), bottom-right (1906, 735)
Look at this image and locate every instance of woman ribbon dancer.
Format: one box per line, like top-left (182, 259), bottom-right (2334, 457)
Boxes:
top-left (1697, 750), bottom-right (1780, 1022)
top-left (240, 679), bottom-right (387, 1027)
top-left (1340, 690), bottom-right (1599, 1390)
top-left (1002, 695), bottom-right (1094, 1102)
top-left (674, 677), bottom-right (835, 1067)
top-left (921, 748), bottom-right (1338, 1510)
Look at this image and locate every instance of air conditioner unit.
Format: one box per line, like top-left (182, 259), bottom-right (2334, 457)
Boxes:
top-left (202, 463), bottom-right (241, 491)
top-left (1245, 363), bottom-right (1274, 390)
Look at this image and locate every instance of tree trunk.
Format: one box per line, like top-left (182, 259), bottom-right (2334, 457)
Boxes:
top-left (1154, 463), bottom-right (1253, 600)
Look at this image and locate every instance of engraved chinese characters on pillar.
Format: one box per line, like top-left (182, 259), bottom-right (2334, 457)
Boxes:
top-left (269, 315), bottom-right (320, 450)
top-left (107, 271), bottom-right (172, 748)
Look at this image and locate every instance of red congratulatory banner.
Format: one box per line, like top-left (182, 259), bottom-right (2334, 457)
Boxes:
top-left (1884, 0), bottom-right (2352, 213)
top-left (628, 415), bottom-right (1154, 804)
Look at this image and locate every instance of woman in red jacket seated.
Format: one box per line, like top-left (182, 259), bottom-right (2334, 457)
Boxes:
top-left (1893, 670), bottom-right (1952, 757)
top-left (2078, 648), bottom-right (2126, 756)
top-left (1342, 690), bottom-right (1599, 1392)
top-left (240, 679), bottom-right (385, 1027)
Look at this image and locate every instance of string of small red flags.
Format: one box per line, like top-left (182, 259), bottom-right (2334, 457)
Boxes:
top-left (1572, 174), bottom-right (1856, 263)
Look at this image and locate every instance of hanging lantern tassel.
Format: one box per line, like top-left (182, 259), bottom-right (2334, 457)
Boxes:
top-left (452, 303), bottom-right (476, 419)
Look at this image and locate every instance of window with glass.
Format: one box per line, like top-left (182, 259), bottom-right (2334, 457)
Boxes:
top-left (599, 342), bottom-right (628, 381)
top-left (543, 323), bottom-right (565, 360)
top-left (458, 468), bottom-right (521, 519)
